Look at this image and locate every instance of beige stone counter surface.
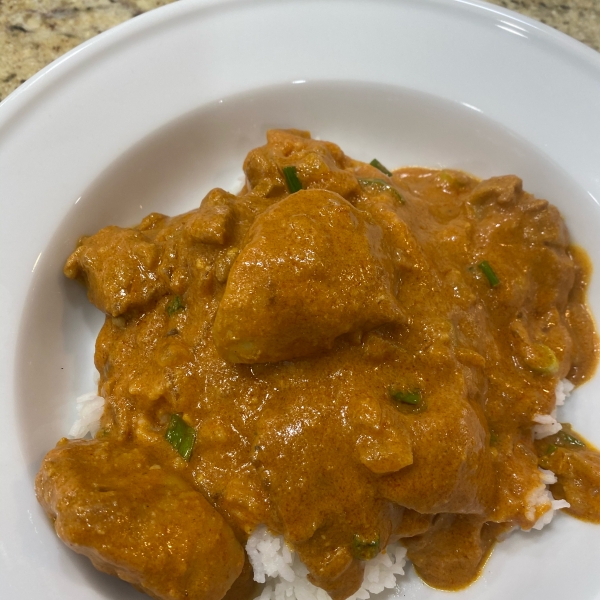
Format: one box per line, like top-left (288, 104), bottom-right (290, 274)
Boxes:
top-left (1, 0), bottom-right (599, 102)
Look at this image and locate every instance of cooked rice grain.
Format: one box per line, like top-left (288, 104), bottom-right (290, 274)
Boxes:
top-left (68, 392), bottom-right (104, 438)
top-left (247, 526), bottom-right (407, 600)
top-left (532, 379), bottom-right (574, 439)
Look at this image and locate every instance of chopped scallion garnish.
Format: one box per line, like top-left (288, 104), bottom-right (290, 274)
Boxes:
top-left (370, 159), bottom-right (393, 176)
top-left (166, 296), bottom-right (184, 316)
top-left (358, 178), bottom-right (404, 203)
top-left (352, 534), bottom-right (380, 561)
top-left (359, 177), bottom-right (389, 187)
top-left (546, 444), bottom-right (558, 455)
top-left (527, 344), bottom-right (559, 375)
top-left (478, 261), bottom-right (500, 287)
top-left (389, 387), bottom-right (421, 405)
top-left (282, 165), bottom-right (303, 193)
top-left (558, 431), bottom-right (586, 449)
top-left (165, 414), bottom-right (196, 461)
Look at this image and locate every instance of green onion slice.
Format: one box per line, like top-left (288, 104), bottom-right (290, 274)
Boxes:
top-left (352, 534), bottom-right (380, 561)
top-left (282, 165), bottom-right (303, 193)
top-left (527, 344), bottom-right (559, 375)
top-left (370, 159), bottom-right (393, 176)
top-left (358, 178), bottom-right (404, 203)
top-left (557, 431), bottom-right (586, 449)
top-left (389, 387), bottom-right (421, 405)
top-left (166, 296), bottom-right (184, 316)
top-left (478, 261), bottom-right (500, 287)
top-left (546, 444), bottom-right (558, 455)
top-left (165, 414), bottom-right (196, 461)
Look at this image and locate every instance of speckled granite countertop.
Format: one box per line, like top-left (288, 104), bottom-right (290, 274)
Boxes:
top-left (1, 0), bottom-right (599, 102)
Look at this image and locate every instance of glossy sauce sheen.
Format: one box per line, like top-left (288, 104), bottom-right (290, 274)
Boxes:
top-left (36, 130), bottom-right (600, 600)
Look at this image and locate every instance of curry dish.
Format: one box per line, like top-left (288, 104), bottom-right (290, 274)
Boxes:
top-left (36, 129), bottom-right (600, 600)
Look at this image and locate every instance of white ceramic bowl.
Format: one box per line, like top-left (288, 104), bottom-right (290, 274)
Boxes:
top-left (2, 0), bottom-right (600, 598)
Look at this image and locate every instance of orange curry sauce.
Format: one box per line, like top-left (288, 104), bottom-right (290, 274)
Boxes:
top-left (36, 130), bottom-right (599, 599)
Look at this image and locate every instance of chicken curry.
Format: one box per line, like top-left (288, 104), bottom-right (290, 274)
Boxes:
top-left (36, 129), bottom-right (600, 600)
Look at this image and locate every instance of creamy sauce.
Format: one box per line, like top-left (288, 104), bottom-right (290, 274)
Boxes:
top-left (36, 130), bottom-right (600, 600)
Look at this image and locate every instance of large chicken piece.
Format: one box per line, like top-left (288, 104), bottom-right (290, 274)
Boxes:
top-left (36, 439), bottom-right (245, 600)
top-left (213, 189), bottom-right (403, 363)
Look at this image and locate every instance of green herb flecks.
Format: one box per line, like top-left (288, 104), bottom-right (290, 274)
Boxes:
top-left (438, 170), bottom-right (467, 188)
top-left (165, 414), bottom-right (196, 461)
top-left (389, 386), bottom-right (426, 414)
top-left (478, 261), bottom-right (500, 287)
top-left (370, 159), bottom-right (393, 176)
top-left (526, 344), bottom-right (559, 375)
top-left (282, 165), bottom-right (303, 193)
top-left (166, 296), bottom-right (184, 317)
top-left (389, 387), bottom-right (421, 405)
top-left (352, 534), bottom-right (380, 561)
top-left (358, 178), bottom-right (404, 203)
top-left (546, 444), bottom-right (558, 455)
top-left (557, 430), bottom-right (586, 449)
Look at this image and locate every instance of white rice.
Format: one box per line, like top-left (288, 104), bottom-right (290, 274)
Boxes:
top-left (532, 413), bottom-right (562, 439)
top-left (554, 379), bottom-right (575, 406)
top-left (68, 392), bottom-right (105, 438)
top-left (246, 526), bottom-right (407, 600)
top-left (525, 468), bottom-right (570, 530)
top-left (525, 379), bottom-right (574, 528)
top-left (532, 379), bottom-right (574, 439)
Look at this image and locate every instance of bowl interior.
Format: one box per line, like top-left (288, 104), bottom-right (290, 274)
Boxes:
top-left (17, 80), bottom-right (600, 599)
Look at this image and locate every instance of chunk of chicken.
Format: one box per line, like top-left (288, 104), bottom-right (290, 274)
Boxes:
top-left (403, 514), bottom-right (493, 590)
top-left (213, 189), bottom-right (402, 363)
top-left (36, 439), bottom-right (245, 600)
top-left (377, 394), bottom-right (494, 516)
top-left (64, 226), bottom-right (167, 316)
